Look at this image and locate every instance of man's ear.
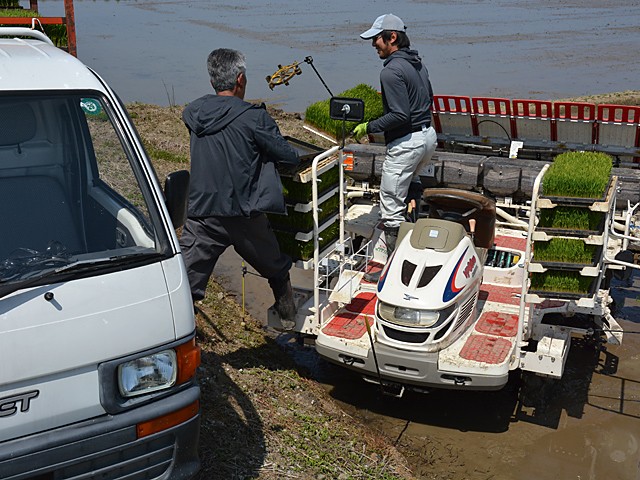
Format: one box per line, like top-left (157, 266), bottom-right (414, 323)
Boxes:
top-left (237, 72), bottom-right (246, 87)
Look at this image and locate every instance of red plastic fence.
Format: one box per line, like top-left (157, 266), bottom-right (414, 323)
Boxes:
top-left (597, 104), bottom-right (640, 123)
top-left (511, 99), bottom-right (553, 141)
top-left (553, 101), bottom-right (596, 121)
top-left (471, 97), bottom-right (512, 116)
top-left (432, 95), bottom-right (640, 161)
top-left (431, 95), bottom-right (474, 134)
top-left (512, 99), bottom-right (553, 118)
top-left (552, 101), bottom-right (597, 142)
top-left (471, 97), bottom-right (513, 138)
top-left (596, 104), bottom-right (640, 154)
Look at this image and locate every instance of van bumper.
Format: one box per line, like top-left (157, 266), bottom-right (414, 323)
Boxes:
top-left (0, 386), bottom-right (200, 480)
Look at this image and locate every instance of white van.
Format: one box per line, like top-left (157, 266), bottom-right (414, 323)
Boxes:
top-left (0, 28), bottom-right (201, 479)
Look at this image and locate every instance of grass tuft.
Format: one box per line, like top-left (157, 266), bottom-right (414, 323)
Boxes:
top-left (142, 140), bottom-right (189, 164)
top-left (304, 84), bottom-right (383, 139)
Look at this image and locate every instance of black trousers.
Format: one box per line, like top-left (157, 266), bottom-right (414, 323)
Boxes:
top-left (179, 214), bottom-right (292, 301)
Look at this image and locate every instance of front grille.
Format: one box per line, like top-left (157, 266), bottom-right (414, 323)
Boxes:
top-left (8, 431), bottom-right (175, 480)
top-left (432, 319), bottom-right (453, 341)
top-left (382, 325), bottom-right (429, 343)
top-left (56, 434), bottom-right (174, 480)
top-left (454, 293), bottom-right (477, 331)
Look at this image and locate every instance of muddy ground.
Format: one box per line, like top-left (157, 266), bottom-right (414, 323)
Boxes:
top-left (210, 92), bottom-right (640, 480)
top-left (130, 95), bottom-right (640, 479)
top-left (218, 245), bottom-right (640, 480)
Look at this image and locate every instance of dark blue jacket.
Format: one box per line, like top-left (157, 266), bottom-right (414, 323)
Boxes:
top-left (182, 95), bottom-right (299, 217)
top-left (368, 48), bottom-right (433, 144)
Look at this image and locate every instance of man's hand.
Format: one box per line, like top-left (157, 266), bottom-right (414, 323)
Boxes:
top-left (352, 122), bottom-right (369, 140)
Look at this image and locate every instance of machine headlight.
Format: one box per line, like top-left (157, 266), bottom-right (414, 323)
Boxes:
top-left (378, 302), bottom-right (456, 328)
top-left (118, 350), bottom-right (177, 397)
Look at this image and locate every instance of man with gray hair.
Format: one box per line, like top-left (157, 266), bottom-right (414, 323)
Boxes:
top-left (180, 48), bottom-right (300, 329)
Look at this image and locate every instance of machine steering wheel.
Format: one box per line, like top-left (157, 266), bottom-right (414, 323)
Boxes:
top-left (423, 193), bottom-right (484, 222)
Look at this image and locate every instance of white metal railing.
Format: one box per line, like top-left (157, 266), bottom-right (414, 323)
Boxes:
top-left (311, 145), bottom-right (339, 325)
top-left (516, 164), bottom-right (549, 365)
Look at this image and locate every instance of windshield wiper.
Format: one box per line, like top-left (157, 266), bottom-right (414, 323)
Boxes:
top-left (0, 252), bottom-right (163, 300)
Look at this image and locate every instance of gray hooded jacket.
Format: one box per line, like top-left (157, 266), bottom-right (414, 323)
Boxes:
top-left (182, 94), bottom-right (299, 217)
top-left (368, 48), bottom-right (433, 144)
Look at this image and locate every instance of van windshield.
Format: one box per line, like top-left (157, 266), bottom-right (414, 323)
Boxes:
top-left (0, 93), bottom-right (170, 285)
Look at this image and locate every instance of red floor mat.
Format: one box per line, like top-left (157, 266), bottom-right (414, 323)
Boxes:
top-left (345, 292), bottom-right (377, 315)
top-left (321, 312), bottom-right (373, 340)
top-left (494, 235), bottom-right (527, 251)
top-left (361, 261), bottom-right (383, 284)
top-left (479, 284), bottom-right (521, 305)
top-left (475, 311), bottom-right (518, 337)
top-left (459, 335), bottom-right (512, 364)
top-left (322, 292), bottom-right (377, 340)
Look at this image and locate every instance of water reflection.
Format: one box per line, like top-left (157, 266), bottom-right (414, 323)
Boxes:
top-left (39, 0), bottom-right (640, 112)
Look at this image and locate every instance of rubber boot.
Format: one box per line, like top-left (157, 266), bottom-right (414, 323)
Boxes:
top-left (364, 226), bottom-right (399, 283)
top-left (269, 273), bottom-right (296, 330)
top-left (384, 226), bottom-right (399, 256)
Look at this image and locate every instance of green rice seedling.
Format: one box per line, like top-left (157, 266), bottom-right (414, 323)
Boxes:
top-left (275, 221), bottom-right (340, 260)
top-left (281, 164), bottom-right (340, 203)
top-left (530, 271), bottom-right (593, 294)
top-left (533, 238), bottom-right (597, 264)
top-left (268, 192), bottom-right (340, 232)
top-left (304, 84), bottom-right (383, 139)
top-left (0, 8), bottom-right (68, 47)
top-left (538, 207), bottom-right (604, 230)
top-left (542, 151), bottom-right (612, 198)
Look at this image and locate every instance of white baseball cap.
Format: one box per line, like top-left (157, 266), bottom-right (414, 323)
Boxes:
top-left (360, 14), bottom-right (406, 39)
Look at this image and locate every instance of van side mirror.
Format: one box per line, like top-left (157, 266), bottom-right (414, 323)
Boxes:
top-left (164, 170), bottom-right (190, 228)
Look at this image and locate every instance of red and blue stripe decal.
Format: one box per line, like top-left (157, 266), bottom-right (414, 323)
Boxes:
top-left (443, 247), bottom-right (468, 302)
top-left (377, 250), bottom-right (395, 293)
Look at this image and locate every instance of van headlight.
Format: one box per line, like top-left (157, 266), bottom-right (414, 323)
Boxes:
top-left (118, 350), bottom-right (177, 397)
top-left (378, 301), bottom-right (456, 328)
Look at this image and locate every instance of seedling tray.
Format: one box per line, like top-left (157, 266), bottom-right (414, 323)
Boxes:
top-left (528, 271), bottom-right (599, 300)
top-left (535, 226), bottom-right (603, 238)
top-left (536, 207), bottom-right (606, 237)
top-left (268, 190), bottom-right (340, 232)
top-left (538, 176), bottom-right (617, 212)
top-left (284, 136), bottom-right (325, 163)
top-left (275, 221), bottom-right (340, 261)
top-left (531, 239), bottom-right (603, 267)
top-left (280, 161), bottom-right (340, 204)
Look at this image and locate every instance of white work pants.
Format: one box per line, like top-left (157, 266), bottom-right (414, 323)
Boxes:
top-left (380, 126), bottom-right (437, 228)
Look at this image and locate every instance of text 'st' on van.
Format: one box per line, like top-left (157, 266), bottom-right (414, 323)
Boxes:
top-left (0, 28), bottom-right (201, 479)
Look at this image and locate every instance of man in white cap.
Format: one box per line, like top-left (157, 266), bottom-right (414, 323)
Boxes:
top-left (354, 13), bottom-right (437, 270)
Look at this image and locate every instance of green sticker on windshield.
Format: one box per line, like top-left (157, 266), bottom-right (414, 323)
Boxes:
top-left (80, 98), bottom-right (102, 115)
